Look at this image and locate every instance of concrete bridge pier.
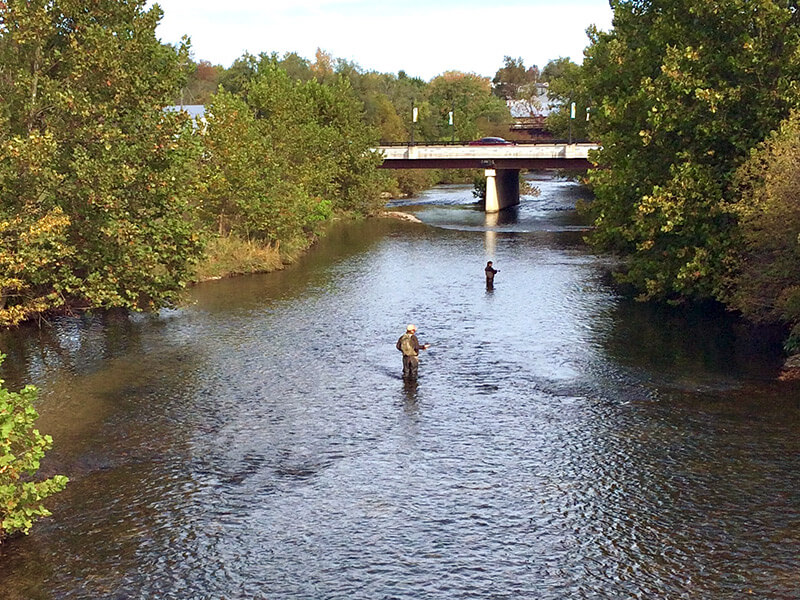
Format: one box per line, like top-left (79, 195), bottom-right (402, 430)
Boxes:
top-left (484, 168), bottom-right (520, 213)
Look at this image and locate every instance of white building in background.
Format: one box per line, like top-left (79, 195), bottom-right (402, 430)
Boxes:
top-left (505, 83), bottom-right (553, 140)
top-left (164, 104), bottom-right (207, 132)
top-left (165, 104), bottom-right (206, 119)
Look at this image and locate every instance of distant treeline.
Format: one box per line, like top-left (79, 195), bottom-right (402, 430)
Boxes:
top-left (179, 51), bottom-right (585, 197)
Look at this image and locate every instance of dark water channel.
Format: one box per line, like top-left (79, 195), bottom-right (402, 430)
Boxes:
top-left (1, 174), bottom-right (799, 599)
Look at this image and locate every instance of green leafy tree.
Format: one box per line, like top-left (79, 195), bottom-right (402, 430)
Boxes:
top-left (278, 52), bottom-right (313, 82)
top-left (195, 91), bottom-right (277, 239)
top-left (304, 77), bottom-right (387, 214)
top-left (725, 111), bottom-right (800, 350)
top-left (244, 64), bottom-right (385, 216)
top-left (218, 51), bottom-right (318, 94)
top-left (386, 71), bottom-right (427, 142)
top-left (582, 0), bottom-right (800, 303)
top-left (0, 0), bottom-right (203, 325)
top-left (364, 92), bottom-right (406, 142)
top-left (541, 56), bottom-right (576, 83)
top-left (197, 63), bottom-right (384, 249)
top-left (198, 86), bottom-right (333, 245)
top-left (492, 56), bottom-right (539, 100)
top-left (543, 58), bottom-right (590, 140)
top-left (424, 71), bottom-right (510, 141)
top-left (0, 354), bottom-right (68, 541)
top-left (218, 53), bottom-right (261, 95)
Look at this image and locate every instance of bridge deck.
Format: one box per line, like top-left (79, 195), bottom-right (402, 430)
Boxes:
top-left (375, 142), bottom-right (599, 170)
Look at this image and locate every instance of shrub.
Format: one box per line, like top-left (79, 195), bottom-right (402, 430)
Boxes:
top-left (0, 354), bottom-right (68, 541)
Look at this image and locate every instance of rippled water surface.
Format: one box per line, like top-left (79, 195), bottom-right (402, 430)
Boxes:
top-left (1, 174), bottom-right (799, 599)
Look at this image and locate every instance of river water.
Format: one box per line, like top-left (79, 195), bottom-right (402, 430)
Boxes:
top-left (1, 174), bottom-right (798, 599)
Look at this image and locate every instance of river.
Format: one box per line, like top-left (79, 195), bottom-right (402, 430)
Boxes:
top-left (0, 174), bottom-right (798, 599)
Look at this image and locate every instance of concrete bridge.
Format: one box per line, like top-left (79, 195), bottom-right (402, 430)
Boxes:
top-left (375, 142), bottom-right (599, 212)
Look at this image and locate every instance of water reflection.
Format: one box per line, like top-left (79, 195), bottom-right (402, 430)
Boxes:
top-left (482, 209), bottom-right (523, 254)
top-left (484, 211), bottom-right (498, 254)
top-left (604, 297), bottom-right (786, 381)
top-left (401, 378), bottom-right (420, 407)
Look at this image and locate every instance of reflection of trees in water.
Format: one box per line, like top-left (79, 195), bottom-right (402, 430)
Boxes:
top-left (0, 310), bottom-right (188, 389)
top-left (190, 217), bottom-right (411, 314)
top-left (603, 298), bottom-right (785, 378)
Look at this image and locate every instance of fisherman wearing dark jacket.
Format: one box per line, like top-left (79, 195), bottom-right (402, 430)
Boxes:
top-left (485, 261), bottom-right (499, 289)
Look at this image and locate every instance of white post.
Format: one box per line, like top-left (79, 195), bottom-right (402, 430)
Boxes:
top-left (484, 169), bottom-right (499, 213)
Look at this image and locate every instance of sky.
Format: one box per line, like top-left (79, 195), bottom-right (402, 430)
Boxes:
top-left (151, 0), bottom-right (614, 81)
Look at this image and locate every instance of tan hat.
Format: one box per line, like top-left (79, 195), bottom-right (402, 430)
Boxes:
top-left (406, 324), bottom-right (416, 332)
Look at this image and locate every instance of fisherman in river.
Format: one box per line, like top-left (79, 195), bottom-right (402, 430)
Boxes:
top-left (485, 261), bottom-right (499, 289)
top-left (396, 324), bottom-right (430, 380)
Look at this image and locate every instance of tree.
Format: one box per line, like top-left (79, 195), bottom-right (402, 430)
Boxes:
top-left (425, 71), bottom-right (510, 141)
top-left (725, 111), bottom-right (800, 350)
top-left (279, 52), bottom-right (313, 82)
top-left (0, 0), bottom-right (203, 325)
top-left (541, 56), bottom-right (575, 83)
top-left (218, 53), bottom-right (260, 95)
top-left (197, 63), bottom-right (385, 249)
top-left (177, 59), bottom-right (225, 105)
top-left (582, 0), bottom-right (800, 303)
top-left (382, 72), bottom-right (427, 141)
top-left (492, 56), bottom-right (539, 100)
top-left (299, 77), bottom-right (386, 215)
top-left (0, 354), bottom-right (68, 541)
top-left (542, 58), bottom-right (590, 140)
top-left (311, 48), bottom-right (335, 82)
top-left (362, 86), bottom-right (406, 143)
top-left (218, 51), bottom-right (318, 95)
top-left (198, 83), bottom-right (334, 246)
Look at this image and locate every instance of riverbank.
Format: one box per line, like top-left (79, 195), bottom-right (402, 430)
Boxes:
top-left (192, 235), bottom-right (286, 282)
top-left (192, 211), bottom-right (424, 283)
top-left (779, 354), bottom-right (800, 380)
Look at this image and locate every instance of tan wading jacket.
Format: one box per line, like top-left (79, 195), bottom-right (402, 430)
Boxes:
top-left (396, 333), bottom-right (422, 356)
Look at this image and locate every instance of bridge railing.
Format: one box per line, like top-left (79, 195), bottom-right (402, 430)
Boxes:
top-left (377, 139), bottom-right (596, 147)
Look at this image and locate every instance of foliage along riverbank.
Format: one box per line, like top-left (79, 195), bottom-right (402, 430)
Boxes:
top-left (579, 0), bottom-right (800, 357)
top-left (0, 353), bottom-right (68, 544)
top-left (190, 211), bottom-right (422, 283)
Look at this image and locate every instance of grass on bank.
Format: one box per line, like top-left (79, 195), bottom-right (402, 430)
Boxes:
top-left (193, 235), bottom-right (290, 281)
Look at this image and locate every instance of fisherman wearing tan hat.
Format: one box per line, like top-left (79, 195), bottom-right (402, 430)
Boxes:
top-left (396, 323), bottom-right (430, 380)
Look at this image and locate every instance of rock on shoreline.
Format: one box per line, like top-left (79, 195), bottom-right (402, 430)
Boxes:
top-left (779, 354), bottom-right (800, 380)
top-left (379, 211), bottom-right (423, 224)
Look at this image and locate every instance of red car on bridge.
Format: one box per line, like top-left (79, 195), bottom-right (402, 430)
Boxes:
top-left (468, 136), bottom-right (514, 146)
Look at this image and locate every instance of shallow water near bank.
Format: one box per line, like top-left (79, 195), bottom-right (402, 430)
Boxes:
top-left (1, 174), bottom-right (798, 599)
